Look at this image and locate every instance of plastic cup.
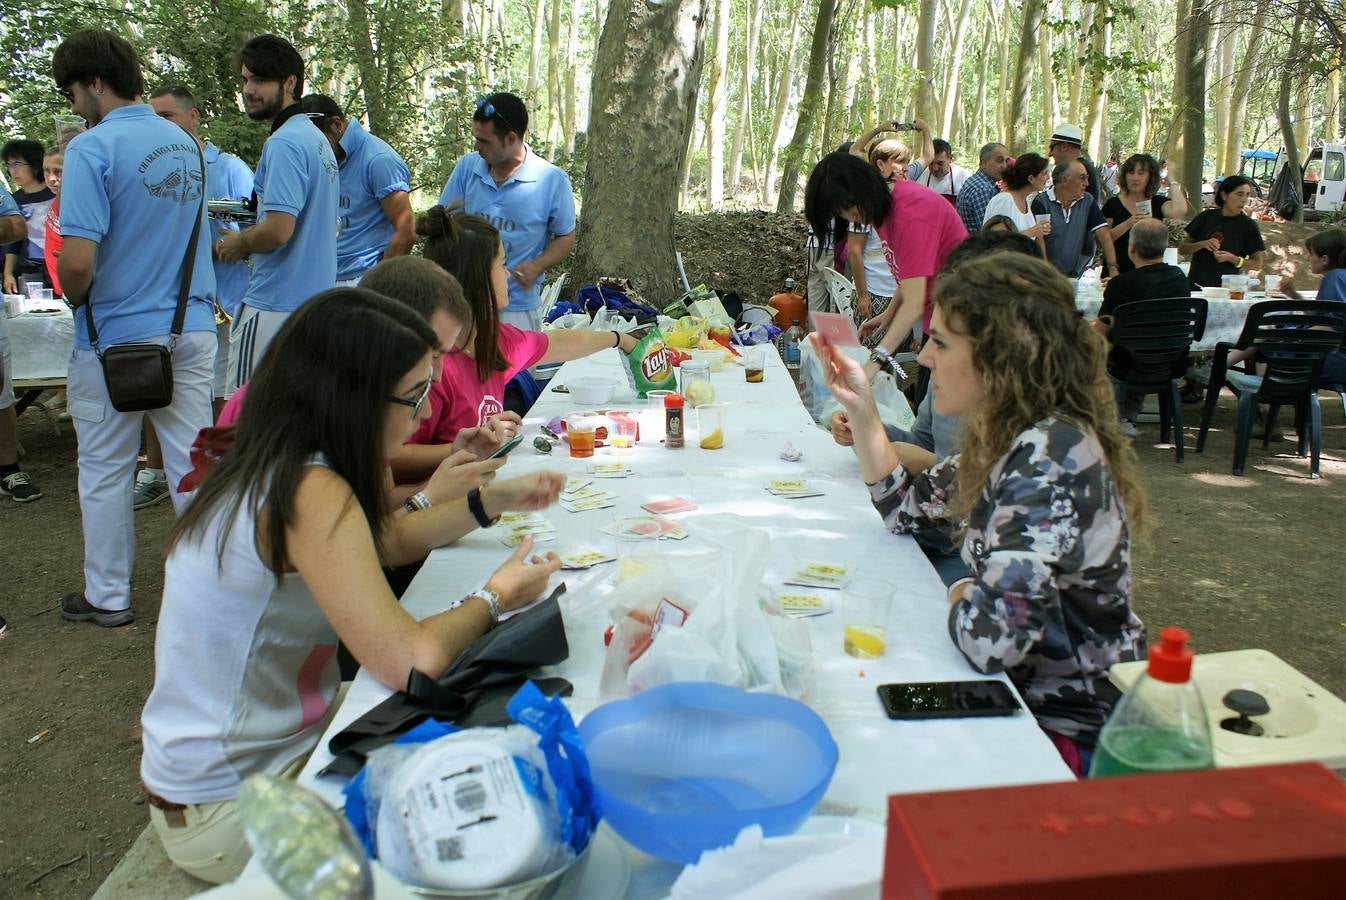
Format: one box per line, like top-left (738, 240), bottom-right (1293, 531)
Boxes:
top-left (1136, 199), bottom-right (1152, 216)
top-left (743, 347), bottom-right (766, 383)
top-left (23, 281), bottom-right (44, 300)
top-left (1264, 274), bottom-right (1283, 295)
top-left (1033, 213), bottom-right (1052, 235)
top-left (568, 418), bottom-right (598, 459)
top-left (696, 404), bottom-right (726, 450)
top-left (1221, 274), bottom-right (1248, 300)
top-left (609, 415), bottom-right (637, 451)
top-left (842, 579), bottom-right (892, 659)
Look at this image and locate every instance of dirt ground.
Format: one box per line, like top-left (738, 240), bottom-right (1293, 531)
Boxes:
top-left (3, 215), bottom-right (1345, 898)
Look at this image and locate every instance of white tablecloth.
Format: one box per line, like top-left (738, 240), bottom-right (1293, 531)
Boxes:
top-left (1075, 288), bottom-right (1321, 353)
top-left (3, 306), bottom-right (74, 382)
top-left (275, 346), bottom-right (1071, 895)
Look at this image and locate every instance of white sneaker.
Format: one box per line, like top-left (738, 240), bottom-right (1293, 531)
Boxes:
top-left (1119, 420), bottom-right (1139, 438)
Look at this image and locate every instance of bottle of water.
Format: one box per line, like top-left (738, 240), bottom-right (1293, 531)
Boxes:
top-left (1089, 626), bottom-right (1215, 777)
top-left (784, 319), bottom-right (804, 371)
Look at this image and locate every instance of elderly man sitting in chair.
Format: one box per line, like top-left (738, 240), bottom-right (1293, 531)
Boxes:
top-left (1092, 218), bottom-right (1190, 435)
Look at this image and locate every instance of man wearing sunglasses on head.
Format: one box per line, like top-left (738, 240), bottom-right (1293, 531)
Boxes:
top-left (215, 35), bottom-right (339, 397)
top-left (437, 92), bottom-right (575, 333)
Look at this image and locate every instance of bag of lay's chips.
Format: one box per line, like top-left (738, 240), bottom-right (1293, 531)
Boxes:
top-left (619, 328), bottom-right (678, 398)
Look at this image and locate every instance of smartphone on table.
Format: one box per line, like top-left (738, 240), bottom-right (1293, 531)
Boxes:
top-left (876, 680), bottom-right (1022, 720)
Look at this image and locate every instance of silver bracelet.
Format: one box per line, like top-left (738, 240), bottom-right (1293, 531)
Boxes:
top-left (466, 587), bottom-right (501, 625)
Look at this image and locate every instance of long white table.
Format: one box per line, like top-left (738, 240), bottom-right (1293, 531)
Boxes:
top-left (276, 344), bottom-right (1070, 895)
top-left (2, 304), bottom-right (74, 381)
top-left (1075, 288), bottom-right (1321, 353)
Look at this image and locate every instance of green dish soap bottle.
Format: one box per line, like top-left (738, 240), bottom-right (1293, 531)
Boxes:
top-left (1090, 626), bottom-right (1215, 778)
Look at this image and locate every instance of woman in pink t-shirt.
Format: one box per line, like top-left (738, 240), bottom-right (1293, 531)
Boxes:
top-left (393, 206), bottom-right (640, 482)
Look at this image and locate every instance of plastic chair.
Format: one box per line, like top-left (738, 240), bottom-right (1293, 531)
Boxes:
top-left (1106, 296), bottom-right (1208, 462)
top-left (1195, 300), bottom-right (1346, 478)
top-left (539, 273), bottom-right (568, 320)
top-left (819, 267), bottom-right (857, 321)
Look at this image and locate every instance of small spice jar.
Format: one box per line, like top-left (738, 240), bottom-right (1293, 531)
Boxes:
top-left (664, 393), bottom-right (685, 448)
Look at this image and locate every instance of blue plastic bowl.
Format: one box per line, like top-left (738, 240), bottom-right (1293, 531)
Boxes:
top-left (578, 682), bottom-right (839, 863)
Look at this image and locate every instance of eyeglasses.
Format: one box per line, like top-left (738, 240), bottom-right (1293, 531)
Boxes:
top-left (388, 367), bottom-right (434, 421)
top-left (56, 84), bottom-right (75, 102)
top-left (5, 160), bottom-right (28, 170)
top-left (474, 95), bottom-right (516, 135)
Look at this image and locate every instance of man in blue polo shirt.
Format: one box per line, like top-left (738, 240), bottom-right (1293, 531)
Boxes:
top-left (437, 92), bottom-right (575, 330)
top-left (127, 85), bottom-right (255, 510)
top-left (215, 34), bottom-right (338, 393)
top-left (300, 93), bottom-right (414, 285)
top-left (53, 29), bottom-right (218, 627)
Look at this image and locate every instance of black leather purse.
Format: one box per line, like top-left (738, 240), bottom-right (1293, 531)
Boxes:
top-left (83, 142), bottom-right (206, 413)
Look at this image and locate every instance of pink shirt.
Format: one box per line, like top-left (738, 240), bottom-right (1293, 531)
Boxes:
top-left (217, 383), bottom-right (247, 427)
top-left (410, 323), bottom-right (549, 445)
top-left (874, 179), bottom-right (968, 330)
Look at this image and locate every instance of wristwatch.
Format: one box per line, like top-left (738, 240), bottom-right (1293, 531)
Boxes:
top-left (869, 346), bottom-right (908, 380)
top-left (466, 487), bottom-right (499, 528)
top-left (464, 586), bottom-right (502, 626)
top-left (403, 491), bottom-right (432, 514)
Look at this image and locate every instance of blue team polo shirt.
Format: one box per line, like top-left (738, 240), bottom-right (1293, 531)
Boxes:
top-left (243, 111), bottom-right (339, 313)
top-left (0, 190), bottom-right (18, 217)
top-left (204, 142), bottom-right (254, 315)
top-left (60, 104), bottom-right (217, 349)
top-left (437, 147), bottom-right (576, 312)
top-left (335, 119), bottom-right (410, 281)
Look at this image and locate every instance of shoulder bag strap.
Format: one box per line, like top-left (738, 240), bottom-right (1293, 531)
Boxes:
top-left (84, 138), bottom-right (206, 351)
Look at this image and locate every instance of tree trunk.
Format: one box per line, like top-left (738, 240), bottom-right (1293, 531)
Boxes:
top-left (1327, 57), bottom-right (1342, 141)
top-left (703, 0), bottom-right (729, 208)
top-left (1007, 0), bottom-right (1045, 151)
top-left (914, 0), bottom-right (938, 127)
top-left (996, 3), bottom-right (1012, 144)
top-left (776, 0), bottom-right (839, 213)
top-left (564, 0), bottom-right (580, 155)
top-left (574, 0), bottom-right (712, 302)
top-left (860, 10), bottom-right (877, 131)
top-left (546, 0), bottom-right (563, 149)
top-left (974, 18), bottom-right (993, 148)
top-left (1039, 8), bottom-right (1057, 143)
top-left (1135, 26), bottom-right (1151, 151)
top-left (1294, 70), bottom-right (1313, 152)
top-left (346, 0), bottom-right (389, 138)
top-left (764, 14), bottom-right (802, 206)
top-left (1084, 2), bottom-right (1111, 162)
top-left (1212, 2), bottom-right (1235, 175)
top-left (1279, 3), bottom-right (1306, 222)
top-left (941, 0), bottom-right (976, 140)
top-left (1226, 5), bottom-right (1268, 174)
top-left (528, 0), bottom-right (547, 102)
top-left (728, 0), bottom-right (764, 197)
top-left (1163, 0), bottom-right (1190, 181)
top-left (1068, 0), bottom-right (1096, 124)
top-left (1180, 0), bottom-right (1211, 209)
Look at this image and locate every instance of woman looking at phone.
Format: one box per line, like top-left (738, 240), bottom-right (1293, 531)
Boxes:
top-left (814, 252), bottom-right (1147, 775)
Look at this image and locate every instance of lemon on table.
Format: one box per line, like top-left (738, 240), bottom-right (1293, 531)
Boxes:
top-left (699, 428), bottom-right (724, 449)
top-left (843, 625), bottom-right (885, 658)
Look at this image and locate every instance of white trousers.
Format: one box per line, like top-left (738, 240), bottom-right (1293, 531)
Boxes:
top-left (68, 331), bottom-right (216, 611)
top-left (225, 305), bottom-right (290, 397)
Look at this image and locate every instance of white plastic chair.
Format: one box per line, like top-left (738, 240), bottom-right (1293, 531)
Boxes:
top-left (539, 273), bottom-right (568, 320)
top-left (819, 267), bottom-right (857, 322)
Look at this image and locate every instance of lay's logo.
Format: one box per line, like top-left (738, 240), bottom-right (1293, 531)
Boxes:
top-left (641, 342), bottom-right (671, 381)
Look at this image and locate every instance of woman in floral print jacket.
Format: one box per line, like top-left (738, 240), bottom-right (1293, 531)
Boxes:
top-left (815, 251), bottom-right (1147, 774)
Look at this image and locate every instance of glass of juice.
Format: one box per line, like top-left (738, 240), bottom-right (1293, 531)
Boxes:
top-left (743, 347), bottom-right (766, 383)
top-left (697, 403), bottom-right (726, 450)
top-left (843, 579), bottom-right (892, 659)
top-left (568, 417), bottom-right (598, 459)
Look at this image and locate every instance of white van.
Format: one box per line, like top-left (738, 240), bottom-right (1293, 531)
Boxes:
top-left (1303, 143), bottom-right (1345, 212)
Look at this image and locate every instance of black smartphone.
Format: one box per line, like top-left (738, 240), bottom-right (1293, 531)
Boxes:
top-left (489, 435), bottom-right (525, 459)
top-left (876, 680), bottom-right (1021, 720)
top-left (892, 121), bottom-right (915, 131)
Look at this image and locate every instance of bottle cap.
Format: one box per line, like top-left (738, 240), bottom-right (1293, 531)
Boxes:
top-left (664, 393), bottom-right (684, 408)
top-left (1147, 625), bottom-right (1195, 683)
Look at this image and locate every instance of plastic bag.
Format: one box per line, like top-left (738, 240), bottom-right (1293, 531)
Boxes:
top-left (598, 516), bottom-right (800, 698)
top-left (798, 338), bottom-right (915, 432)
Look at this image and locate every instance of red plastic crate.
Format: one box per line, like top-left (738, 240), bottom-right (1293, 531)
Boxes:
top-left (883, 762), bottom-right (1346, 899)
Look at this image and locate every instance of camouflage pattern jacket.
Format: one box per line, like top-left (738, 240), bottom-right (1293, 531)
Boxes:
top-left (869, 416), bottom-right (1147, 744)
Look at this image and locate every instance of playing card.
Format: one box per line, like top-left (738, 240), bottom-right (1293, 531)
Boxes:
top-left (559, 548), bottom-right (618, 569)
top-left (498, 530), bottom-right (558, 547)
top-left (496, 519), bottom-right (557, 539)
top-left (777, 592), bottom-right (833, 618)
top-left (562, 477), bottom-right (593, 495)
top-left (588, 462), bottom-right (629, 478)
top-left (809, 309), bottom-right (861, 347)
top-left (767, 478), bottom-right (825, 499)
top-left (560, 495), bottom-right (618, 512)
top-left (563, 485), bottom-right (609, 501)
top-left (784, 561), bottom-right (850, 589)
top-left (641, 497), bottom-right (698, 515)
top-left (606, 515), bottom-right (688, 541)
top-left (498, 511), bottom-right (549, 526)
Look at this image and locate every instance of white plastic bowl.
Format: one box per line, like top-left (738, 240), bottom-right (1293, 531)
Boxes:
top-left (568, 377), bottom-right (617, 406)
top-left (1201, 286), bottom-right (1231, 300)
top-left (688, 348), bottom-right (727, 373)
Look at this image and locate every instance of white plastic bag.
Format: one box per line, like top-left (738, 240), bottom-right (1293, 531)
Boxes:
top-left (799, 339), bottom-right (915, 432)
top-left (668, 824), bottom-right (884, 900)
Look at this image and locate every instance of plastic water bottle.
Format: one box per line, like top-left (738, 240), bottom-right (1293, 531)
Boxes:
top-left (1089, 626), bottom-right (1215, 778)
top-left (784, 319), bottom-right (804, 371)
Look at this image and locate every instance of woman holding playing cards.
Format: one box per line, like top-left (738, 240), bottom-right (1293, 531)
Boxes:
top-left (139, 288), bottom-right (564, 883)
top-left (814, 252), bottom-right (1147, 776)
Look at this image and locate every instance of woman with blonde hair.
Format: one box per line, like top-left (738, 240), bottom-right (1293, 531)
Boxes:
top-left (814, 252), bottom-right (1147, 775)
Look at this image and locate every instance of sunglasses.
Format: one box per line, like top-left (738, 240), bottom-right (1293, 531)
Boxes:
top-left (388, 367), bottom-right (434, 421)
top-left (474, 95), bottom-right (516, 135)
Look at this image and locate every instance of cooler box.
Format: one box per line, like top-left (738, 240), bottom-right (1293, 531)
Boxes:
top-left (883, 762), bottom-right (1346, 899)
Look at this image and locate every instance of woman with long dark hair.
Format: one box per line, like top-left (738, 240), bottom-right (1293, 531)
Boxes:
top-left (814, 253), bottom-right (1147, 775)
top-left (1179, 174), bottom-right (1265, 288)
top-left (140, 288), bottom-right (563, 882)
top-left (981, 152), bottom-right (1051, 255)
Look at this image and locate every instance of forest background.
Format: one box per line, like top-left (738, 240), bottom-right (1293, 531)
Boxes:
top-left (1, 0), bottom-right (1343, 300)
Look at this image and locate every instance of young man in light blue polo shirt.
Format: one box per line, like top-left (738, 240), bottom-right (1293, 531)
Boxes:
top-left (129, 85), bottom-right (256, 510)
top-left (300, 94), bottom-right (414, 285)
top-left (214, 35), bottom-right (338, 393)
top-left (53, 29), bottom-right (219, 627)
top-left (437, 92), bottom-right (575, 331)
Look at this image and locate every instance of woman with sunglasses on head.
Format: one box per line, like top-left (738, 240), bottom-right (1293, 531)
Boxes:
top-left (814, 253), bottom-right (1147, 776)
top-left (140, 288), bottom-right (564, 883)
top-left (392, 204), bottom-right (642, 482)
